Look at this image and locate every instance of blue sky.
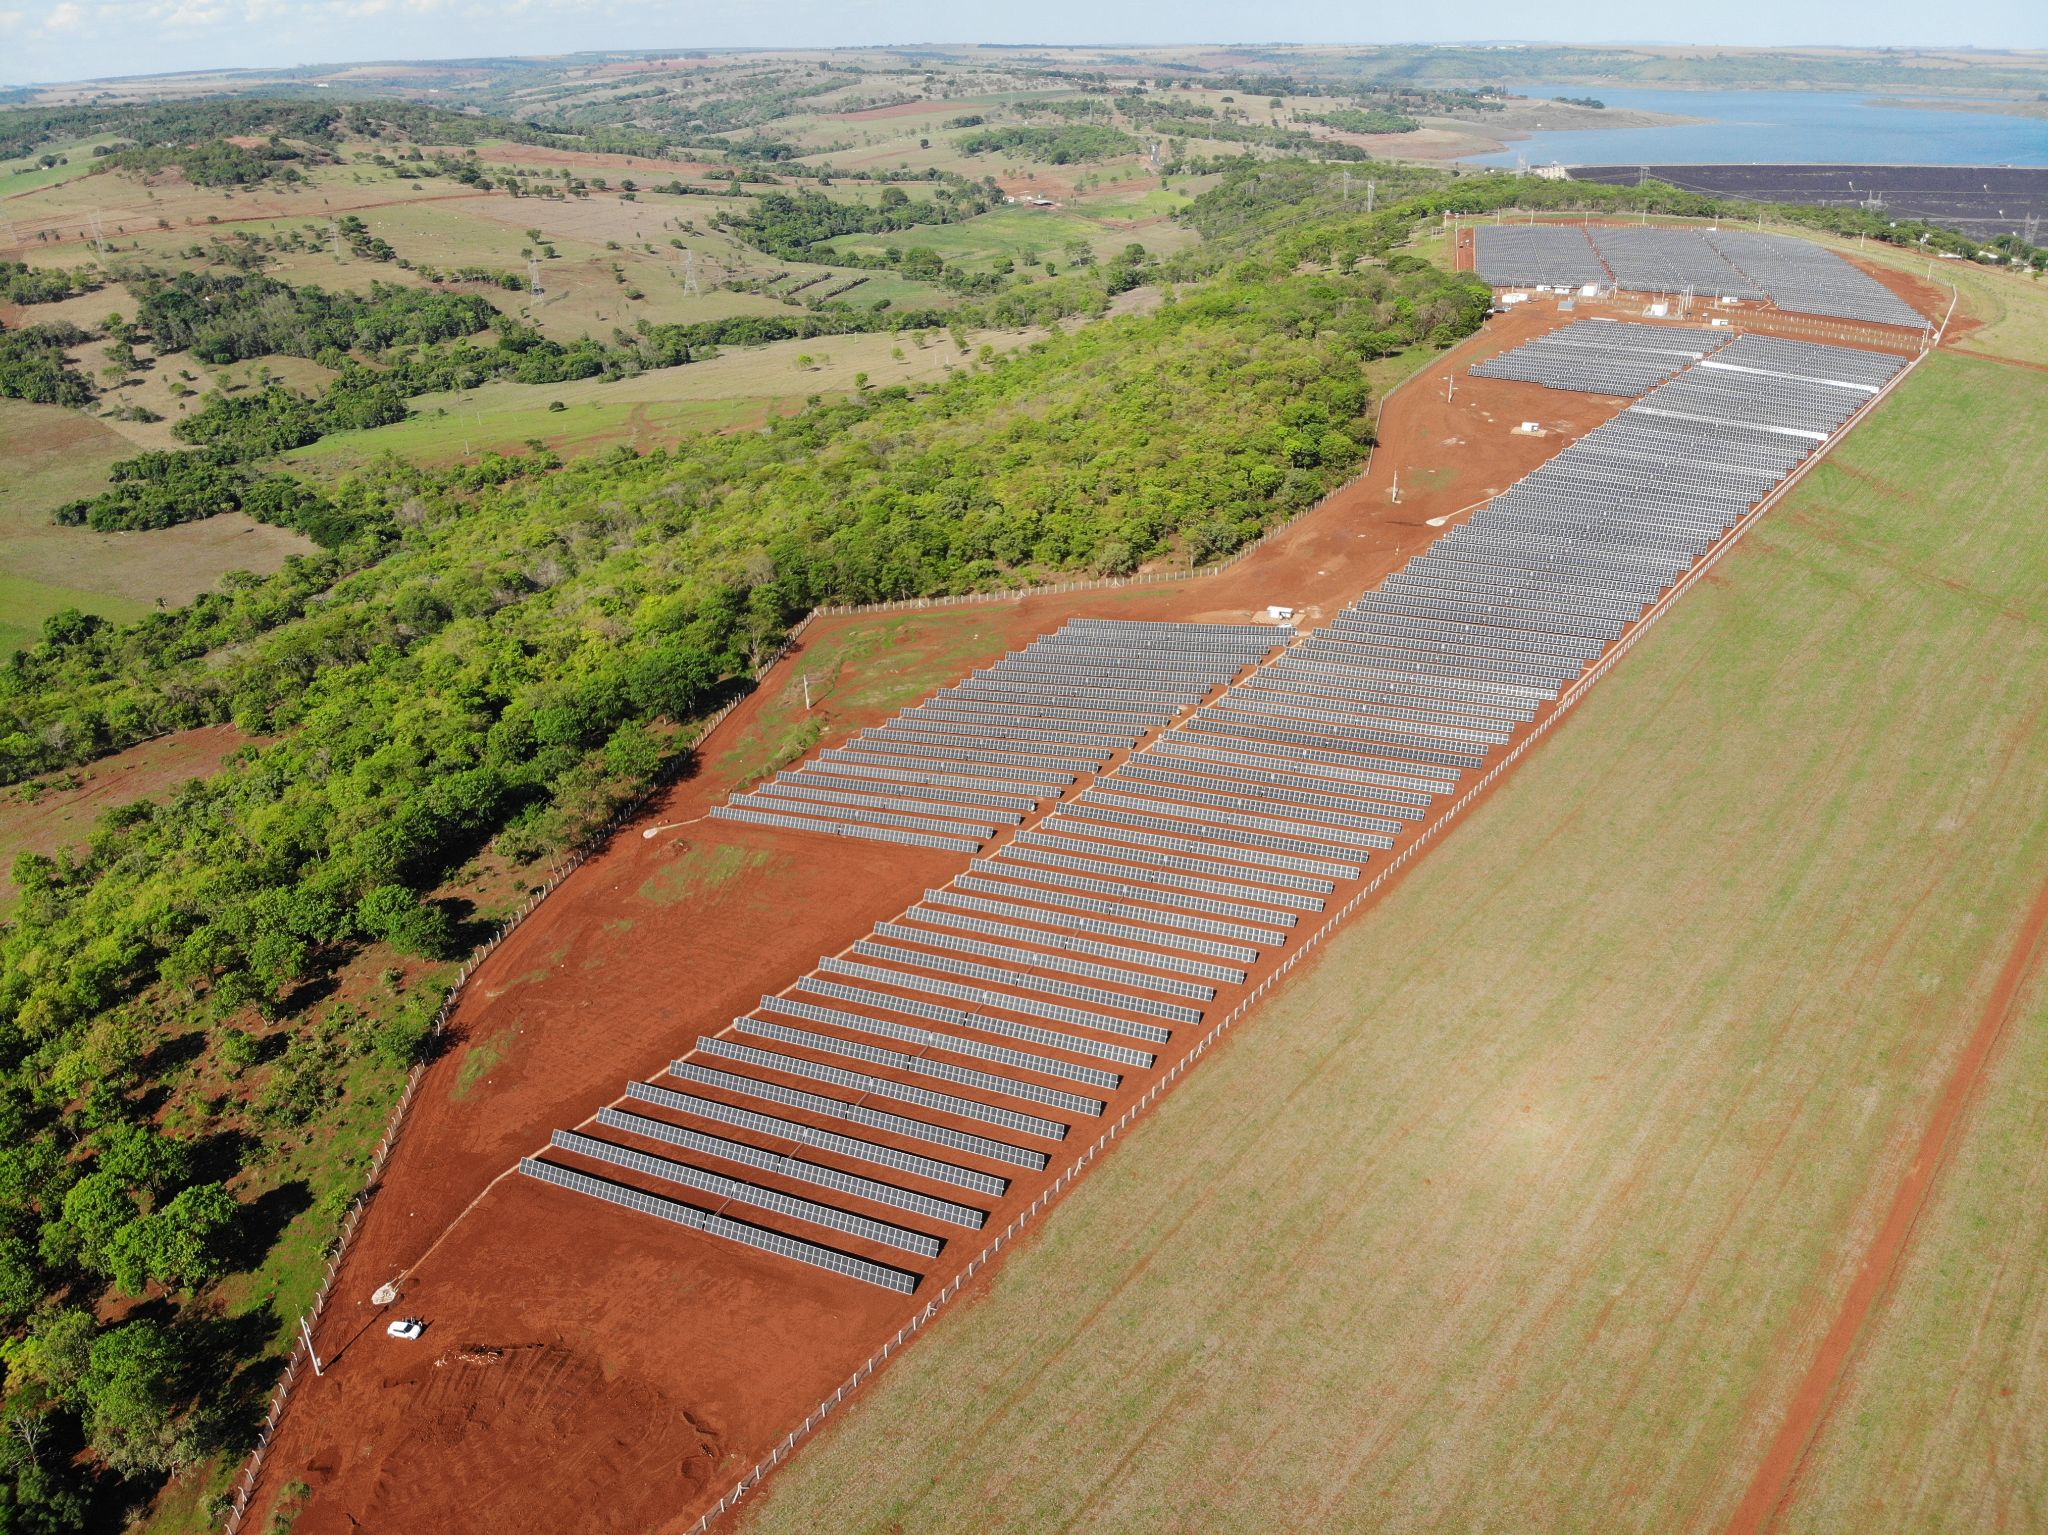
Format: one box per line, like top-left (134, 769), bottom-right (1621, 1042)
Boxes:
top-left (2, 0), bottom-right (2044, 89)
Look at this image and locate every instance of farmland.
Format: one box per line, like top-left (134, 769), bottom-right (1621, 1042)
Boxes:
top-left (735, 348), bottom-right (2048, 1533)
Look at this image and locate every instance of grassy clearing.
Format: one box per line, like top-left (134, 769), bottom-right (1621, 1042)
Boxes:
top-left (287, 323), bottom-right (1044, 473)
top-left (0, 397), bottom-right (315, 624)
top-left (0, 133), bottom-right (122, 197)
top-left (712, 608), bottom-right (1023, 789)
top-left (0, 573), bottom-right (149, 658)
top-left (636, 842), bottom-right (776, 908)
top-left (823, 207), bottom-right (1128, 272)
top-left (740, 351), bottom-right (2048, 1534)
top-left (0, 395), bottom-right (134, 516)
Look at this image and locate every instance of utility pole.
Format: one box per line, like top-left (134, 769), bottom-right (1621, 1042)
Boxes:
top-left (802, 674), bottom-right (813, 711)
top-left (300, 1317), bottom-right (325, 1377)
top-left (1366, 178), bottom-right (1375, 214)
top-left (1341, 169), bottom-right (1352, 203)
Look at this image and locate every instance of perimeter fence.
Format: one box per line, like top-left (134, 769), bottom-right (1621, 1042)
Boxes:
top-left (668, 329), bottom-right (1933, 1535)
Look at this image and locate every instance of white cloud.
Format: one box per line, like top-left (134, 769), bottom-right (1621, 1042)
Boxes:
top-left (41, 0), bottom-right (86, 30)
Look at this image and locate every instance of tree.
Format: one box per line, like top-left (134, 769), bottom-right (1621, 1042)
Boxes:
top-left (0, 1237), bottom-right (42, 1331)
top-left (90, 1124), bottom-right (190, 1196)
top-left (354, 885), bottom-right (457, 960)
top-left (81, 1320), bottom-right (189, 1474)
top-left (41, 1172), bottom-right (135, 1276)
top-left (105, 1182), bottom-right (237, 1295)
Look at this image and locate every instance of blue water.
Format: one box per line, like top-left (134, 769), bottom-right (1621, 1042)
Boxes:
top-left (1461, 86), bottom-right (2048, 167)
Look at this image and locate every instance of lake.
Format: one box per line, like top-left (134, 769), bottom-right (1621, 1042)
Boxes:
top-left (1462, 86), bottom-right (2048, 167)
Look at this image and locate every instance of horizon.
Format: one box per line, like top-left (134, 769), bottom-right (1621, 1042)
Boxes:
top-left (5, 8), bottom-right (2046, 92)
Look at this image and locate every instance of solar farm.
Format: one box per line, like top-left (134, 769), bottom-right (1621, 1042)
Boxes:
top-left (1470, 318), bottom-right (1732, 395)
top-left (1472, 223), bottom-right (1931, 328)
top-left (513, 331), bottom-right (1912, 1300)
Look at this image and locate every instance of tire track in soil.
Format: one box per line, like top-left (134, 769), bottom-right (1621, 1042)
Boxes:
top-left (1724, 861), bottom-right (2048, 1535)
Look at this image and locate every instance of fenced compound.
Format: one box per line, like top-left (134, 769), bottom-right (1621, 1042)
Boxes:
top-left (513, 333), bottom-right (1916, 1319)
top-left (226, 292), bottom-right (1938, 1532)
top-left (665, 322), bottom-right (1932, 1535)
top-left (1472, 221), bottom-right (1931, 330)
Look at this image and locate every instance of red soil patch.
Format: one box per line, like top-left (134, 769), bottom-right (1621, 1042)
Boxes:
top-left (994, 169), bottom-right (1074, 203)
top-left (0, 725), bottom-right (250, 904)
top-left (250, 307), bottom-right (1919, 1535)
top-left (1724, 864), bottom-right (2048, 1535)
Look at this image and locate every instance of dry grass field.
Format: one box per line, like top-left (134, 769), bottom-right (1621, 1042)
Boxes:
top-left (735, 348), bottom-right (2048, 1535)
top-left (0, 398), bottom-right (316, 644)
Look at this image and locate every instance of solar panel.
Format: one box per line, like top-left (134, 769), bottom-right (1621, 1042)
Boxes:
top-left (695, 1036), bottom-right (1073, 1142)
top-left (549, 1129), bottom-right (942, 1258)
top-left (667, 1060), bottom-right (1051, 1170)
top-left (594, 1106), bottom-right (987, 1228)
top-left (519, 1157), bottom-right (920, 1292)
top-left (622, 1080), bottom-right (1007, 1197)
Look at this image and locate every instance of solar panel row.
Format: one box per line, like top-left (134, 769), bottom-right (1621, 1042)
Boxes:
top-left (524, 336), bottom-right (1904, 1294)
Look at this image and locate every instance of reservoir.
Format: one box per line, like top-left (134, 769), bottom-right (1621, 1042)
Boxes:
top-left (1462, 86), bottom-right (2048, 167)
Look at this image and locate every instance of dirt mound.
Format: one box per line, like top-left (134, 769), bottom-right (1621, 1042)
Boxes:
top-left (293, 1340), bottom-right (725, 1534)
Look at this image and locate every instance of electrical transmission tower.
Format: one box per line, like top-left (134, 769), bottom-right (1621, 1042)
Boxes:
top-left (683, 249), bottom-right (699, 296)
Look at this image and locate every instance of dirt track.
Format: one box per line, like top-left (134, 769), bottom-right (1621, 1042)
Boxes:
top-left (247, 300), bottom-right (1929, 1535)
top-left (1724, 864), bottom-right (2048, 1535)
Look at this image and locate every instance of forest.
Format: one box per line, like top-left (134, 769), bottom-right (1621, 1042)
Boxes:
top-left (951, 124), bottom-right (1142, 163)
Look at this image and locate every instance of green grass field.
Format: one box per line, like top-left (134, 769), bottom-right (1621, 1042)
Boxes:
top-left (823, 206), bottom-right (1116, 272)
top-left (1785, 958), bottom-right (2048, 1532)
top-left (288, 322), bottom-right (1041, 472)
top-left (0, 573), bottom-right (148, 656)
top-left (738, 350), bottom-right (2048, 1534)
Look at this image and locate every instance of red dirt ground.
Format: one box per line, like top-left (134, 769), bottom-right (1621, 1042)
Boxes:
top-left (1724, 866), bottom-right (2048, 1535)
top-left (247, 308), bottom-right (1923, 1535)
top-left (0, 725), bottom-right (251, 905)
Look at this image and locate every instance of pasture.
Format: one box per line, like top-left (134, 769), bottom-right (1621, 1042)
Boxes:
top-left (288, 321), bottom-right (1047, 472)
top-left (0, 397), bottom-right (314, 638)
top-left (738, 350), bottom-right (2048, 1534)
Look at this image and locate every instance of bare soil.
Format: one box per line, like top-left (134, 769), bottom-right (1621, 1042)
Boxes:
top-left (0, 725), bottom-right (250, 904)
